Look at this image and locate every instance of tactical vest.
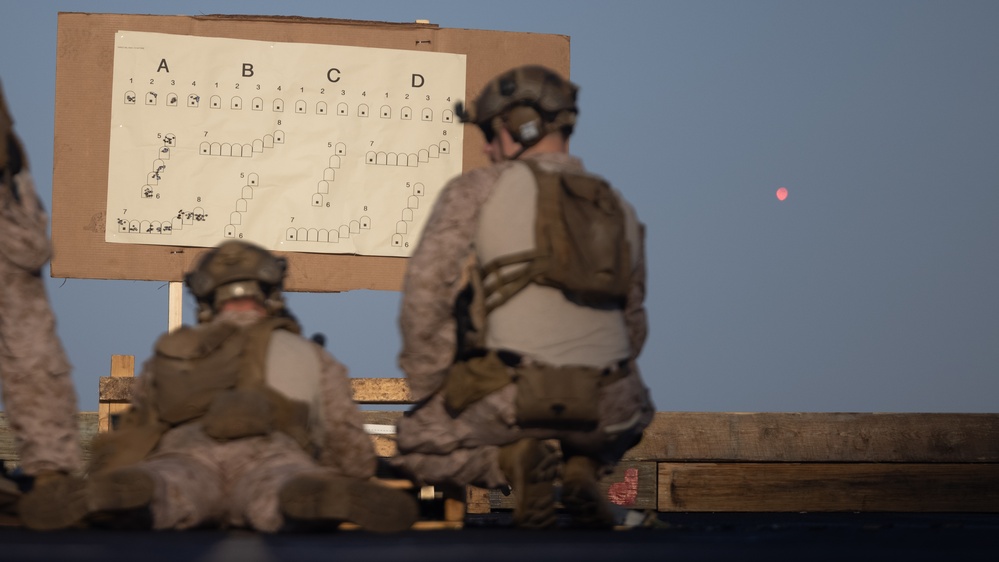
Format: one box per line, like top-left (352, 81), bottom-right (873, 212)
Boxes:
top-left (479, 160), bottom-right (631, 312)
top-left (149, 316), bottom-right (312, 448)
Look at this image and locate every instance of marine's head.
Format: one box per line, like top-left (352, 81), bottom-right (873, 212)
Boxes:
top-left (456, 65), bottom-right (578, 159)
top-left (185, 240), bottom-right (288, 322)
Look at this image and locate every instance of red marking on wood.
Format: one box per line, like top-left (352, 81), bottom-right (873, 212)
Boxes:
top-left (607, 468), bottom-right (639, 506)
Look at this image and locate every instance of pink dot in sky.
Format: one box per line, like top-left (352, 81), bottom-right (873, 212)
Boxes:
top-left (776, 187), bottom-right (788, 201)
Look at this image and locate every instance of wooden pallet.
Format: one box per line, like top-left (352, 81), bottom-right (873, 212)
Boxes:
top-left (7, 358), bottom-right (999, 515)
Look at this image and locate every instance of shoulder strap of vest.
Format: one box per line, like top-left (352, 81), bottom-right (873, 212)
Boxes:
top-left (478, 160), bottom-right (554, 312)
top-left (237, 316), bottom-right (302, 387)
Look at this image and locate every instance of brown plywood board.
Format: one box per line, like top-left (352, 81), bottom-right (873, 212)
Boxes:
top-left (658, 462), bottom-right (999, 512)
top-left (51, 12), bottom-right (570, 291)
top-left (624, 412), bottom-right (999, 463)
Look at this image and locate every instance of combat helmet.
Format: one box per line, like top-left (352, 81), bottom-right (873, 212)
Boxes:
top-left (185, 240), bottom-right (288, 322)
top-left (456, 65), bottom-right (578, 150)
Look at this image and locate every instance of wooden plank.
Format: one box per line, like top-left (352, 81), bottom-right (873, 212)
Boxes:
top-left (99, 355), bottom-right (136, 433)
top-left (99, 376), bottom-right (135, 402)
top-left (1, 412), bottom-right (99, 466)
top-left (490, 461), bottom-right (657, 511)
top-left (625, 412), bottom-right (999, 463)
top-left (371, 435), bottom-right (397, 457)
top-left (465, 486), bottom-right (491, 514)
top-left (360, 411), bottom-right (403, 426)
top-left (97, 403), bottom-right (111, 433)
top-left (100, 374), bottom-right (413, 405)
top-left (351, 378), bottom-right (411, 404)
top-left (110, 355), bottom-right (135, 378)
top-left (441, 483), bottom-right (467, 522)
top-left (168, 281), bottom-right (184, 332)
top-left (658, 462), bottom-right (999, 512)
top-left (340, 520), bottom-right (462, 531)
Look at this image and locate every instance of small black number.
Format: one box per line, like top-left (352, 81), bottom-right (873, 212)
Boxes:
top-left (197, 196), bottom-right (202, 202)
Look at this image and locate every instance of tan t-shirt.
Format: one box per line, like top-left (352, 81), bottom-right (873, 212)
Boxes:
top-left (475, 159), bottom-right (639, 368)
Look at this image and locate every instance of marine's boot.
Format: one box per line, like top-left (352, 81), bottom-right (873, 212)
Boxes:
top-left (84, 467), bottom-right (155, 529)
top-left (0, 476), bottom-right (20, 515)
top-left (561, 456), bottom-right (616, 529)
top-left (498, 438), bottom-right (560, 529)
top-left (279, 473), bottom-right (419, 533)
top-left (17, 471), bottom-right (88, 531)
top-left (1, 474), bottom-right (22, 527)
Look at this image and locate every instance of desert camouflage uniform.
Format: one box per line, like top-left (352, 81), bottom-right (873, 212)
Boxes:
top-left (392, 152), bottom-right (654, 488)
top-left (0, 162), bottom-right (81, 476)
top-left (118, 309), bottom-right (376, 532)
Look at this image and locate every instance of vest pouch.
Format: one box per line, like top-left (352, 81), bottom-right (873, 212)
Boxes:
top-left (201, 388), bottom-right (274, 440)
top-left (443, 351), bottom-right (512, 416)
top-left (514, 364), bottom-right (601, 430)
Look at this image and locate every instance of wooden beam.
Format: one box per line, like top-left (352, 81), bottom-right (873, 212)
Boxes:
top-left (168, 281), bottom-right (184, 332)
top-left (490, 461), bottom-right (657, 511)
top-left (98, 355), bottom-right (136, 433)
top-left (101, 369), bottom-right (414, 406)
top-left (658, 462), bottom-right (999, 512)
top-left (625, 412), bottom-right (999, 462)
top-left (1, 413), bottom-right (99, 466)
top-left (351, 378), bottom-right (411, 404)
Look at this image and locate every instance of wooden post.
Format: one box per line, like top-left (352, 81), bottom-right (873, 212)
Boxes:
top-left (168, 281), bottom-right (183, 332)
top-left (97, 355), bottom-right (135, 432)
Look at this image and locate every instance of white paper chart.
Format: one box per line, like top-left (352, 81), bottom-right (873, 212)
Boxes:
top-left (105, 31), bottom-right (466, 256)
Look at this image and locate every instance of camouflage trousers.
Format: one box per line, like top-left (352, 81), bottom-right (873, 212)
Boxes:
top-left (123, 424), bottom-right (337, 532)
top-left (390, 372), bottom-right (654, 489)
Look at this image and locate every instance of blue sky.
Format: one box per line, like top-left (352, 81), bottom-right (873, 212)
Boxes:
top-left (2, 1), bottom-right (997, 412)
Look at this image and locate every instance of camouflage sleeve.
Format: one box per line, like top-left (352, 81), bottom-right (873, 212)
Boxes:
top-left (397, 166), bottom-right (503, 402)
top-left (0, 171), bottom-right (51, 272)
top-left (314, 349), bottom-right (377, 479)
top-left (0, 171), bottom-right (80, 475)
top-left (624, 219), bottom-right (649, 358)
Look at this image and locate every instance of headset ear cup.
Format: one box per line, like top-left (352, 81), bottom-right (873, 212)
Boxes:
top-left (504, 106), bottom-right (543, 146)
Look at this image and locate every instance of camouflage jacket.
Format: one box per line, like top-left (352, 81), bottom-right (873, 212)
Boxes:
top-left (398, 153), bottom-right (649, 402)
